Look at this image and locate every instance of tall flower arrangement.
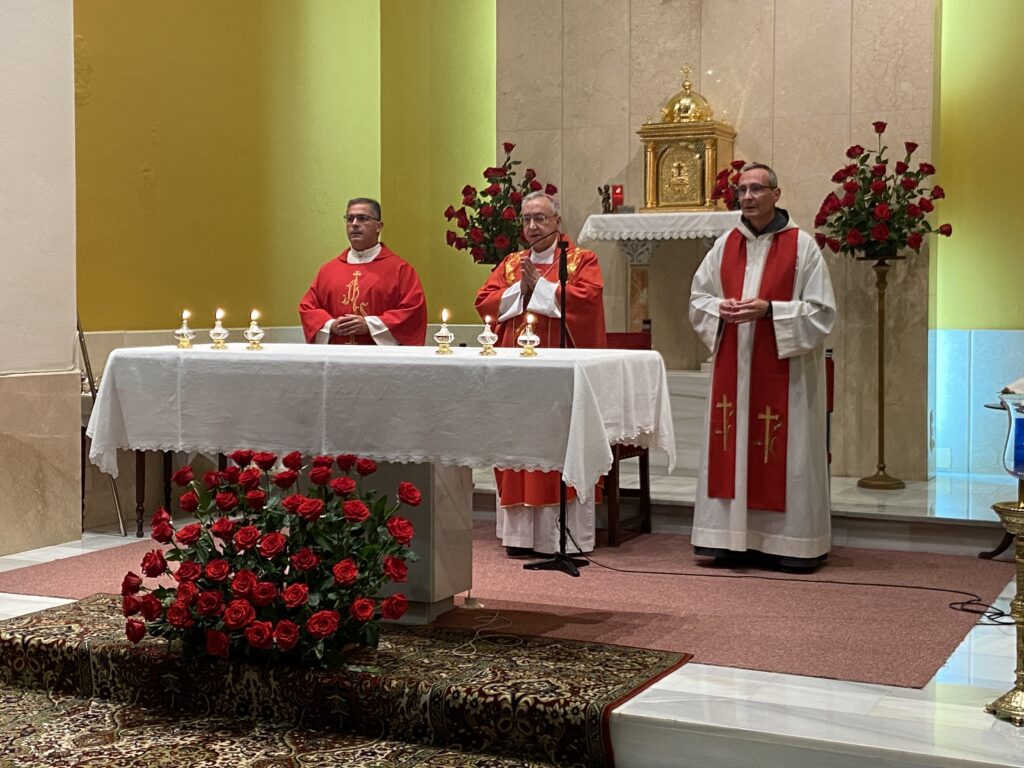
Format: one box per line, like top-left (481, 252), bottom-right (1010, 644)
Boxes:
top-left (444, 142), bottom-right (557, 265)
top-left (815, 121), bottom-right (951, 259)
top-left (121, 450), bottom-right (418, 665)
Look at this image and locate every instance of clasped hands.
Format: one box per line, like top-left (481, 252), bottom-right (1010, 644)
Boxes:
top-left (330, 314), bottom-right (369, 336)
top-left (520, 259), bottom-right (540, 301)
top-left (719, 298), bottom-right (771, 324)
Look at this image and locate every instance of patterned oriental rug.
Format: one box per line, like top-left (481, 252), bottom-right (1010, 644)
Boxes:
top-left (0, 595), bottom-right (689, 768)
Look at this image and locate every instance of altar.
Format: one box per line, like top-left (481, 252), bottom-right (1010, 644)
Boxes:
top-left (87, 343), bottom-right (676, 621)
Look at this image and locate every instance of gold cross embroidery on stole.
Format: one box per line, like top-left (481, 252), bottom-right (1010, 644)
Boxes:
top-left (714, 394), bottom-right (733, 451)
top-left (755, 405), bottom-right (781, 464)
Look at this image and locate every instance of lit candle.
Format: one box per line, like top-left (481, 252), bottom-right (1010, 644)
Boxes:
top-left (484, 315), bottom-right (492, 324)
top-left (250, 309), bottom-right (259, 322)
top-left (216, 308), bottom-right (225, 322)
top-left (182, 309), bottom-right (191, 322)
top-left (441, 308), bottom-right (449, 323)
top-left (526, 313), bottom-right (535, 326)
top-left (611, 184), bottom-right (624, 208)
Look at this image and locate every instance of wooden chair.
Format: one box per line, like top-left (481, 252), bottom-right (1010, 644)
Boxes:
top-left (601, 331), bottom-right (654, 546)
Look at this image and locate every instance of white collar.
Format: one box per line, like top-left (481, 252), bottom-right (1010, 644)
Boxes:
top-left (346, 243), bottom-right (382, 263)
top-left (530, 241), bottom-right (557, 264)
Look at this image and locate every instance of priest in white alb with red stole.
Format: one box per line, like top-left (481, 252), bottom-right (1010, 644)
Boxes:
top-left (690, 163), bottom-right (836, 572)
top-left (299, 198), bottom-right (427, 346)
top-left (475, 191), bottom-right (607, 557)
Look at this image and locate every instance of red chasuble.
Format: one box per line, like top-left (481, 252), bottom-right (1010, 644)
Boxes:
top-left (707, 228), bottom-right (798, 512)
top-left (298, 245), bottom-right (428, 346)
top-left (475, 239), bottom-right (607, 507)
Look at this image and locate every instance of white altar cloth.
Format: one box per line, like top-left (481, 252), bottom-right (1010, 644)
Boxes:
top-left (87, 344), bottom-right (675, 502)
top-left (577, 210), bottom-right (740, 242)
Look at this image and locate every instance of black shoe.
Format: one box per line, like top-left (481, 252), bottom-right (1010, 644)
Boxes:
top-left (770, 554), bottom-right (828, 573)
top-left (694, 546), bottom-right (754, 565)
top-left (505, 546), bottom-right (535, 558)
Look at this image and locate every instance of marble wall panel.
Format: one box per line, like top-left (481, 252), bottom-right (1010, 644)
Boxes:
top-left (850, 0), bottom-right (934, 115)
top-left (562, 0), bottom-right (630, 128)
top-left (495, 128), bottom-right (563, 195)
top-left (774, 0), bottom-right (851, 118)
top-left (592, 240), bottom-right (628, 332)
top-left (0, 371), bottom-right (81, 556)
top-left (629, 0), bottom-right (702, 127)
top-left (561, 125), bottom-right (632, 236)
top-left (648, 240), bottom-right (708, 370)
top-left (496, 0), bottom-right (563, 132)
top-left (699, 0), bottom-right (775, 124)
top-left (772, 113), bottom-right (850, 234)
top-left (732, 116), bottom-right (774, 169)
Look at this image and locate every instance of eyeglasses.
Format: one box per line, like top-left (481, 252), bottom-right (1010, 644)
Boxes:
top-left (345, 214), bottom-right (380, 224)
top-left (521, 214), bottom-right (556, 226)
top-left (736, 184), bottom-right (775, 197)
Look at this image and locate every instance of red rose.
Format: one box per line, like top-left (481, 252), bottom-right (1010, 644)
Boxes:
top-left (846, 144), bottom-right (864, 159)
top-left (398, 481), bottom-right (421, 507)
top-left (222, 466), bottom-right (241, 484)
top-left (846, 229), bottom-right (864, 246)
top-left (312, 454), bottom-right (335, 468)
top-left (529, 179), bottom-right (542, 191)
top-left (461, 184), bottom-right (476, 197)
top-left (545, 183), bottom-right (558, 196)
top-left (222, 598), bottom-right (256, 630)
top-left (524, 167), bottom-right (537, 180)
top-left (905, 141), bottom-right (918, 155)
top-left (907, 203), bottom-right (923, 219)
top-left (510, 191), bottom-right (523, 204)
top-left (196, 590), bottom-right (224, 617)
top-left (501, 206), bottom-right (516, 221)
top-left (349, 597), bottom-right (375, 622)
top-left (830, 167), bottom-right (850, 183)
top-left (282, 494), bottom-right (305, 514)
top-left (384, 555), bottom-right (408, 582)
top-left (814, 232), bottom-right (827, 249)
top-left (931, 185), bottom-right (945, 199)
top-left (872, 120), bottom-right (887, 134)
top-left (281, 583), bottom-right (309, 609)
top-left (178, 490), bottom-right (199, 513)
top-left (166, 601), bottom-right (194, 629)
top-left (252, 451), bottom-right (277, 470)
top-left (151, 506), bottom-right (171, 526)
top-left (380, 594), bottom-right (408, 621)
top-left (870, 223), bottom-right (890, 242)
top-left (174, 560), bottom-right (202, 582)
top-left (204, 558), bottom-right (230, 581)
top-left (839, 192), bottom-right (855, 208)
top-left (343, 499), bottom-right (370, 523)
top-left (122, 594), bottom-right (143, 616)
top-left (170, 466), bottom-right (193, 488)
top-left (900, 176), bottom-right (917, 191)
top-left (252, 582), bottom-right (277, 607)
top-left (826, 238), bottom-right (840, 253)
top-left (121, 571), bottom-right (142, 595)
top-left (140, 549), bottom-right (167, 578)
top-left (938, 223), bottom-right (952, 236)
top-left (233, 525), bottom-right (260, 551)
top-left (355, 458), bottom-right (377, 476)
top-left (151, 522), bottom-right (174, 544)
top-left (231, 569), bottom-right (257, 598)
top-left (330, 476), bottom-right (356, 497)
top-left (843, 179), bottom-right (860, 193)
top-left (274, 620), bottom-right (300, 651)
top-left (282, 451), bottom-right (303, 471)
top-left (918, 162), bottom-right (936, 175)
top-left (872, 203), bottom-right (891, 221)
top-left (469, 227), bottom-right (485, 244)
top-left (210, 517), bottom-right (236, 541)
top-left (871, 163), bottom-right (886, 177)
top-left (918, 197), bottom-right (934, 212)
top-left (125, 619), bottom-right (146, 644)
top-left (175, 522), bottom-right (202, 546)
top-left (139, 594), bottom-right (162, 621)
top-left (246, 489), bottom-right (268, 510)
top-left (228, 449), bottom-right (254, 467)
top-left (245, 620), bottom-right (274, 650)
top-left (176, 581), bottom-right (199, 605)
top-left (309, 466), bottom-right (333, 485)
top-left (202, 470), bottom-right (223, 489)
top-left (206, 629), bottom-right (230, 658)
top-left (895, 160), bottom-right (909, 175)
top-left (258, 531), bottom-right (287, 559)
top-left (494, 234), bottom-right (510, 249)
top-left (446, 230), bottom-right (457, 246)
top-left (273, 469), bottom-right (299, 489)
top-left (907, 232), bottom-right (923, 249)
top-left (336, 454), bottom-right (357, 470)
top-left (456, 212), bottom-right (470, 229)
top-left (502, 141), bottom-right (515, 153)
top-left (306, 609), bottom-right (340, 640)
top-left (238, 467), bottom-right (262, 491)
top-left (386, 516), bottom-right (414, 546)
top-left (297, 498), bottom-right (326, 522)
top-left (813, 211), bottom-right (827, 228)
top-left (444, 205), bottom-right (457, 220)
top-left (869, 179), bottom-right (886, 194)
top-left (470, 247), bottom-right (484, 261)
top-left (729, 159), bottom-right (746, 171)
top-left (332, 558), bottom-right (358, 586)
top-left (290, 547), bottom-right (320, 572)
top-left (215, 490), bottom-right (239, 512)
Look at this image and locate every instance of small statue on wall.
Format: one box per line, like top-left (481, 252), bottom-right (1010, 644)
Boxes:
top-left (598, 184), bottom-right (612, 214)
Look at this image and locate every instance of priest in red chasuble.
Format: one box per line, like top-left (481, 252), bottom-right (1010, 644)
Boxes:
top-left (475, 191), bottom-right (607, 558)
top-left (690, 163), bottom-right (836, 572)
top-left (299, 198), bottom-right (427, 346)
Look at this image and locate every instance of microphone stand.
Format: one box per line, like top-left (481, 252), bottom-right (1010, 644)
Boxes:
top-left (524, 233), bottom-right (588, 577)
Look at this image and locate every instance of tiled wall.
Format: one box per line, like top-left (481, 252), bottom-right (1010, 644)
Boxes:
top-left (496, 0), bottom-right (937, 480)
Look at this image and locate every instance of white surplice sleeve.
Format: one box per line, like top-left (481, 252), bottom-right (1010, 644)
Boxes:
top-left (689, 236), bottom-right (727, 354)
top-left (772, 232), bottom-right (837, 359)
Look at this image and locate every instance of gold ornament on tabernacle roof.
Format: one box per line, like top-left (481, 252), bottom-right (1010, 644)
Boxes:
top-left (638, 64), bottom-right (737, 212)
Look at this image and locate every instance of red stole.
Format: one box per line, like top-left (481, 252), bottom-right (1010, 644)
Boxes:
top-left (707, 228), bottom-right (798, 512)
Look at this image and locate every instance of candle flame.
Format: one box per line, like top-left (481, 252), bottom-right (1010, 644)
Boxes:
top-left (181, 309), bottom-right (191, 321)
top-left (484, 315), bottom-right (491, 324)
top-left (250, 309), bottom-right (260, 322)
top-left (527, 313), bottom-right (535, 325)
top-left (441, 308), bottom-right (449, 323)
top-left (215, 308), bottom-right (225, 321)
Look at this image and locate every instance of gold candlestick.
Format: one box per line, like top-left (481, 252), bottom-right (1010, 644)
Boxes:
top-left (517, 314), bottom-right (539, 357)
top-left (174, 310), bottom-right (196, 349)
top-left (244, 309), bottom-right (264, 350)
top-left (434, 308), bottom-right (454, 355)
top-left (477, 316), bottom-right (498, 356)
top-left (209, 308), bottom-right (229, 350)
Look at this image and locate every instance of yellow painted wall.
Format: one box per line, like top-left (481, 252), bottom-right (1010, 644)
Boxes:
top-left (379, 0), bottom-right (496, 325)
top-left (75, 1), bottom-right (381, 331)
top-left (936, 0), bottom-right (1024, 329)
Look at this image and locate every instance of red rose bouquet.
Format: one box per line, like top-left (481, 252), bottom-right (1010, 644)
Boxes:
top-left (815, 121), bottom-right (951, 258)
top-left (121, 450), bottom-right (418, 665)
top-left (444, 142), bottom-right (557, 265)
top-left (710, 159), bottom-right (749, 210)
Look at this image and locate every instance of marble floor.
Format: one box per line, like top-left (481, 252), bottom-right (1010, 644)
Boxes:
top-left (2, 473), bottom-right (1022, 767)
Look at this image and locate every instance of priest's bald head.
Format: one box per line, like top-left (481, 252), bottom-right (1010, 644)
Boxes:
top-left (736, 162), bottom-right (781, 232)
top-left (345, 197), bottom-right (383, 252)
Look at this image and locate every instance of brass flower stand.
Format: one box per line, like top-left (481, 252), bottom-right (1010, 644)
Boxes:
top-left (987, 480), bottom-right (1024, 726)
